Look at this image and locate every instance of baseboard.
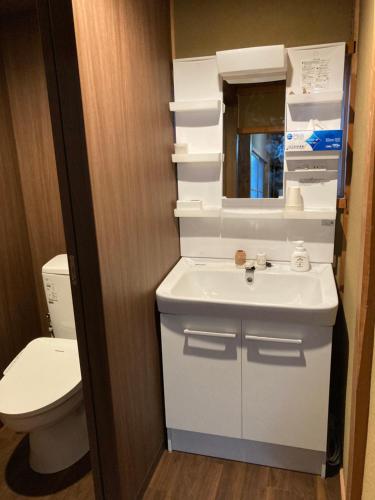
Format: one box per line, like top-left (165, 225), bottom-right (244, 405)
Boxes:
top-left (340, 468), bottom-right (346, 500)
top-left (168, 428), bottom-right (326, 476)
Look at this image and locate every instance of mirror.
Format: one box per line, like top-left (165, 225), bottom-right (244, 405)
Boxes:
top-left (223, 80), bottom-right (286, 198)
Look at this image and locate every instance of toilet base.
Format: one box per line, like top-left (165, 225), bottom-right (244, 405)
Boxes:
top-left (29, 401), bottom-right (89, 474)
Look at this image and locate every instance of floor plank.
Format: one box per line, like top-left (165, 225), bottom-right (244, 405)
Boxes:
top-left (0, 426), bottom-right (94, 499)
top-left (144, 451), bottom-right (341, 500)
top-left (0, 427), bottom-right (341, 500)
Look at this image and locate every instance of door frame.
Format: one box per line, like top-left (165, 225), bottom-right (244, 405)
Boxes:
top-left (36, 1), bottom-right (121, 498)
top-left (346, 8), bottom-right (375, 497)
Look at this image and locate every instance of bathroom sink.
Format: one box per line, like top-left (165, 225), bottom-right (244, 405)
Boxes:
top-left (157, 258), bottom-right (338, 326)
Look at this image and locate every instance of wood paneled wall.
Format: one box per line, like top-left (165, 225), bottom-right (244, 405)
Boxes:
top-left (0, 51), bottom-right (41, 372)
top-left (172, 0), bottom-right (354, 58)
top-left (70, 0), bottom-right (180, 497)
top-left (0, 9), bottom-right (66, 332)
top-left (0, 5), bottom-right (66, 371)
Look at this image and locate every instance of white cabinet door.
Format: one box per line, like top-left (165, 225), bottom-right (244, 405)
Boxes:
top-left (161, 314), bottom-right (242, 438)
top-left (242, 320), bottom-right (332, 451)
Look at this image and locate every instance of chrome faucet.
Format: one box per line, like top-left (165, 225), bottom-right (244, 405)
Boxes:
top-left (245, 265), bottom-right (255, 284)
top-left (245, 259), bottom-right (272, 284)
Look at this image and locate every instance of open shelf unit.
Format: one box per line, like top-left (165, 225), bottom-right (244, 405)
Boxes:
top-left (222, 209), bottom-right (284, 219)
top-left (284, 210), bottom-right (336, 220)
top-left (285, 169), bottom-right (338, 181)
top-left (174, 206), bottom-right (336, 220)
top-left (285, 150), bottom-right (341, 159)
top-left (286, 90), bottom-right (343, 106)
top-left (169, 99), bottom-right (223, 113)
top-left (285, 150), bottom-right (340, 171)
top-left (174, 207), bottom-right (221, 218)
top-left (172, 152), bottom-right (224, 164)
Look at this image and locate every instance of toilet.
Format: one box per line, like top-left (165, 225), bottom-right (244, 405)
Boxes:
top-left (0, 255), bottom-right (89, 474)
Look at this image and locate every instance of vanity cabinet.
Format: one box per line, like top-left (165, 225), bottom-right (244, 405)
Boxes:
top-left (160, 313), bottom-right (332, 472)
top-left (160, 314), bottom-right (242, 438)
top-left (242, 320), bottom-right (332, 451)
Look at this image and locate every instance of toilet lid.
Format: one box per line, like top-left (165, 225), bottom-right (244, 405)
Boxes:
top-left (0, 337), bottom-right (82, 416)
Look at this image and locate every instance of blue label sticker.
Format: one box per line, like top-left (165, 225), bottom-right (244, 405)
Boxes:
top-left (285, 130), bottom-right (343, 152)
top-left (306, 130), bottom-right (343, 151)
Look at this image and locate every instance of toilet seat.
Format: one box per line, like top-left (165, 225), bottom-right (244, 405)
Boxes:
top-left (0, 337), bottom-right (81, 418)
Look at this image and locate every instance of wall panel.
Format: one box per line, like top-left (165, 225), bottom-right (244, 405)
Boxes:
top-left (70, 0), bottom-right (180, 497)
top-left (173, 0), bottom-right (354, 58)
top-left (0, 51), bottom-right (41, 372)
top-left (0, 10), bottom-right (66, 332)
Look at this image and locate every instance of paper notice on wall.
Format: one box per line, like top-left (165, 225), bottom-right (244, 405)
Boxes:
top-left (301, 57), bottom-right (330, 93)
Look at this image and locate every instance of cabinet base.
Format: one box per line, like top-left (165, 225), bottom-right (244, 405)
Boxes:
top-left (167, 428), bottom-right (326, 477)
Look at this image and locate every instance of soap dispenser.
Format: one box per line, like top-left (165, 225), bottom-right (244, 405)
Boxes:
top-left (291, 241), bottom-right (310, 272)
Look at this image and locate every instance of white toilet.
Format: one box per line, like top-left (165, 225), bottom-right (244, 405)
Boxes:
top-left (0, 255), bottom-right (89, 474)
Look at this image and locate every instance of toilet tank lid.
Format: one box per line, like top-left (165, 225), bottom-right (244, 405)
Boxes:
top-left (42, 254), bottom-right (69, 275)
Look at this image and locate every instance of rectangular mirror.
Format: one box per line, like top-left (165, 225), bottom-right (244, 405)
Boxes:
top-left (223, 80), bottom-right (286, 198)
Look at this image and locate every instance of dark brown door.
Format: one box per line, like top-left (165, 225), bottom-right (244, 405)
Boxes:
top-left (37, 1), bottom-right (179, 498)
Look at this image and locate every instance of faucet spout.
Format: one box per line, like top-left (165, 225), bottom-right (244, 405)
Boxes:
top-left (245, 265), bottom-right (255, 284)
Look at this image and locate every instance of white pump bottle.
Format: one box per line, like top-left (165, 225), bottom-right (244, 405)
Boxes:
top-left (290, 241), bottom-right (310, 272)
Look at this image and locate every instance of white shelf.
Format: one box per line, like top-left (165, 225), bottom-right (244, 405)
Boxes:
top-left (286, 151), bottom-right (340, 159)
top-left (285, 170), bottom-right (338, 181)
top-left (223, 209), bottom-right (336, 220)
top-left (169, 99), bottom-right (223, 113)
top-left (286, 90), bottom-right (343, 105)
top-left (172, 153), bottom-right (224, 163)
top-left (285, 151), bottom-right (340, 170)
top-left (284, 210), bottom-right (336, 220)
top-left (286, 161), bottom-right (339, 175)
top-left (175, 207), bottom-right (336, 220)
top-left (222, 209), bottom-right (284, 219)
top-left (174, 207), bottom-right (221, 218)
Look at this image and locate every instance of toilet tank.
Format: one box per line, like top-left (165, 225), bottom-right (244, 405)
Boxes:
top-left (42, 255), bottom-right (76, 340)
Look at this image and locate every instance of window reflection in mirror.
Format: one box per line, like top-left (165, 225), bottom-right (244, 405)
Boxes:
top-left (237, 133), bottom-right (284, 198)
top-left (224, 80), bottom-right (286, 199)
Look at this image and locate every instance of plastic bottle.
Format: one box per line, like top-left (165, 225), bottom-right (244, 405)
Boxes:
top-left (291, 241), bottom-right (310, 272)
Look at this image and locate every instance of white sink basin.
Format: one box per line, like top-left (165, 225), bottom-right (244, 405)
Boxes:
top-left (157, 258), bottom-right (338, 326)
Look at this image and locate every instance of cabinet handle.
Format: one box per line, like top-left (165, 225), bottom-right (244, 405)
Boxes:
top-left (244, 334), bottom-right (302, 344)
top-left (184, 328), bottom-right (237, 339)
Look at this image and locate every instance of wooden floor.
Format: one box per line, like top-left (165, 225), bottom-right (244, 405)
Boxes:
top-left (144, 451), bottom-right (341, 500)
top-left (0, 426), bottom-right (94, 499)
top-left (0, 426), bottom-right (341, 500)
